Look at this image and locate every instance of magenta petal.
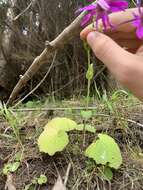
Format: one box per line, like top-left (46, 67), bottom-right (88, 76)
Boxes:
top-left (77, 4), bottom-right (97, 12)
top-left (132, 12), bottom-right (142, 27)
top-left (109, 1), bottom-right (128, 10)
top-left (101, 14), bottom-right (108, 30)
top-left (132, 18), bottom-right (141, 27)
top-left (110, 6), bottom-right (124, 12)
top-left (97, 0), bottom-right (110, 10)
top-left (81, 13), bottom-right (92, 26)
top-left (136, 26), bottom-right (143, 39)
top-left (110, 1), bottom-right (128, 7)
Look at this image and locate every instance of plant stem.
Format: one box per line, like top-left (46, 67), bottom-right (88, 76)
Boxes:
top-left (86, 47), bottom-right (91, 108)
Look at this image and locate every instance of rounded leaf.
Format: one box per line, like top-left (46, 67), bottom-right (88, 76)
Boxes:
top-left (102, 167), bottom-right (113, 181)
top-left (37, 174), bottom-right (47, 185)
top-left (80, 110), bottom-right (92, 120)
top-left (44, 117), bottom-right (77, 132)
top-left (85, 134), bottom-right (122, 169)
top-left (38, 127), bottom-right (69, 155)
top-left (3, 162), bottom-right (20, 175)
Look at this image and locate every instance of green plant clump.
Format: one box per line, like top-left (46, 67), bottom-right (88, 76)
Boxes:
top-left (38, 117), bottom-right (122, 181)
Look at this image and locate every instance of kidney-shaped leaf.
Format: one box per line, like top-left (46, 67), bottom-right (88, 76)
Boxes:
top-left (38, 127), bottom-right (69, 155)
top-left (85, 134), bottom-right (122, 169)
top-left (44, 117), bottom-right (77, 132)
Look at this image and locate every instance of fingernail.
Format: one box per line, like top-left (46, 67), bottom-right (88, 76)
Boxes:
top-left (87, 31), bottom-right (100, 46)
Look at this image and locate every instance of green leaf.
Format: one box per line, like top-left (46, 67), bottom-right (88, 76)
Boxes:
top-left (85, 134), bottom-right (122, 169)
top-left (38, 127), bottom-right (69, 155)
top-left (38, 117), bottom-right (96, 156)
top-left (37, 174), bottom-right (47, 185)
top-left (80, 111), bottom-right (92, 120)
top-left (76, 124), bottom-right (96, 133)
top-left (31, 178), bottom-right (37, 184)
top-left (14, 151), bottom-right (22, 161)
top-left (100, 167), bottom-right (113, 181)
top-left (44, 117), bottom-right (77, 132)
top-left (24, 184), bottom-right (33, 190)
top-left (86, 64), bottom-right (94, 80)
top-left (38, 118), bottom-right (78, 156)
top-left (3, 162), bottom-right (20, 175)
top-left (25, 101), bottom-right (34, 108)
top-left (103, 167), bottom-right (113, 181)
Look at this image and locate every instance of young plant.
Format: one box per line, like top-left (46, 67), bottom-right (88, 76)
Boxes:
top-left (38, 117), bottom-right (95, 155)
top-left (80, 110), bottom-right (93, 148)
top-left (85, 134), bottom-right (122, 168)
top-left (24, 174), bottom-right (47, 190)
top-left (3, 162), bottom-right (20, 175)
top-left (98, 166), bottom-right (113, 181)
top-left (102, 90), bottom-right (114, 113)
top-left (2, 150), bottom-right (23, 176)
top-left (0, 104), bottom-right (22, 146)
top-left (85, 133), bottom-right (122, 180)
top-left (37, 174), bottom-right (47, 185)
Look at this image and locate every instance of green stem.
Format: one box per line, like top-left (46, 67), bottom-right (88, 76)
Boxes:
top-left (86, 48), bottom-right (91, 108)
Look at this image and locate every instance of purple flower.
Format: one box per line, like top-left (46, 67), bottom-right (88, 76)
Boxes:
top-left (132, 0), bottom-right (143, 39)
top-left (77, 0), bottom-right (128, 30)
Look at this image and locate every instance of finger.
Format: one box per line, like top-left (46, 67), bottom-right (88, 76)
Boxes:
top-left (128, 49), bottom-right (137, 54)
top-left (136, 45), bottom-right (143, 56)
top-left (107, 8), bottom-right (136, 32)
top-left (108, 32), bottom-right (136, 40)
top-left (86, 31), bottom-right (133, 80)
top-left (80, 24), bottom-right (95, 39)
top-left (116, 39), bottom-right (142, 49)
top-left (80, 23), bottom-right (115, 39)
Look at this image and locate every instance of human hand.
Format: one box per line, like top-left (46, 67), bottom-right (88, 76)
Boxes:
top-left (80, 8), bottom-right (143, 101)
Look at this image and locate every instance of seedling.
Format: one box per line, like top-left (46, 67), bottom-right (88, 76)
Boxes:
top-left (80, 110), bottom-right (93, 148)
top-left (85, 134), bottom-right (122, 169)
top-left (24, 174), bottom-right (47, 190)
top-left (0, 104), bottom-right (22, 146)
top-left (3, 162), bottom-right (20, 175)
top-left (38, 117), bottom-right (95, 155)
top-left (37, 174), bottom-right (47, 185)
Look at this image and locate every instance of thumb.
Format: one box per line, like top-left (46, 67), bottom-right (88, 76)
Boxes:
top-left (86, 31), bottom-right (130, 69)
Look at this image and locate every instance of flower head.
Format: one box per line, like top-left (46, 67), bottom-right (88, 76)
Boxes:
top-left (77, 0), bottom-right (128, 30)
top-left (132, 0), bottom-right (143, 39)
